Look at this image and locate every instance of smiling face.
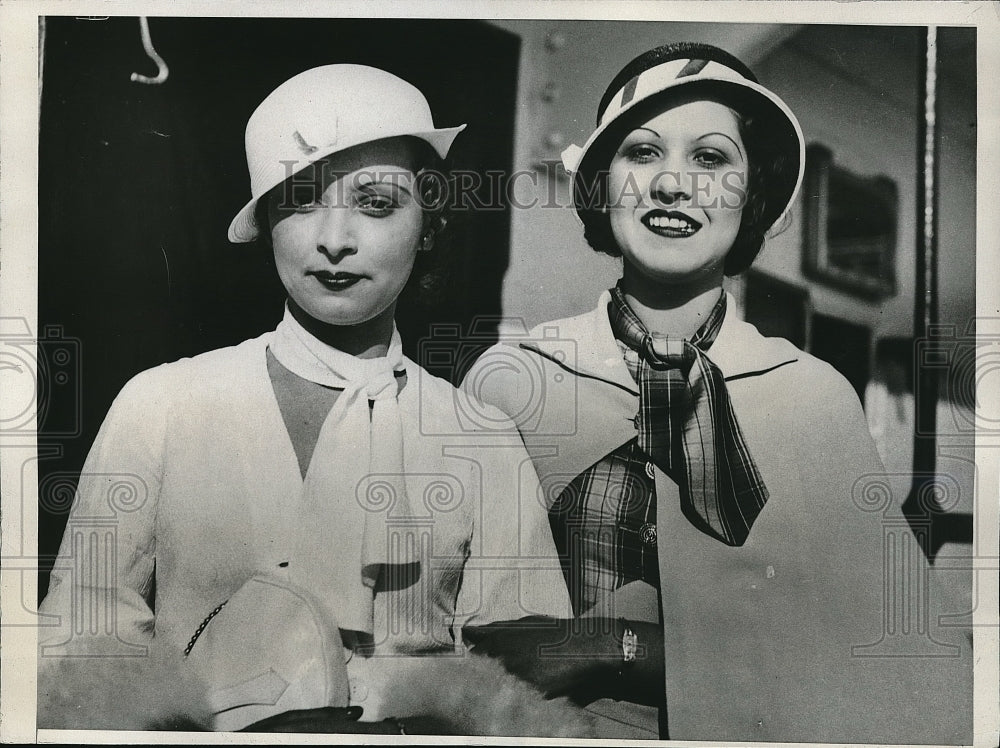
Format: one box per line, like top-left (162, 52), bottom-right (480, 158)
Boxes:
top-left (266, 138), bottom-right (426, 328)
top-left (607, 98), bottom-right (748, 290)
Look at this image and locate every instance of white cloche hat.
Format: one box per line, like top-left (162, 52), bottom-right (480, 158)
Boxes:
top-left (228, 64), bottom-right (466, 243)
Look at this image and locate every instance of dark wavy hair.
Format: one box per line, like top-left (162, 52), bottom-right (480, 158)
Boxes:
top-left (253, 136), bottom-right (451, 306)
top-left (576, 42), bottom-right (793, 276)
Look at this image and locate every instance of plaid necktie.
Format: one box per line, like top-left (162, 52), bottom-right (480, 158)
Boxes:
top-left (609, 286), bottom-right (768, 546)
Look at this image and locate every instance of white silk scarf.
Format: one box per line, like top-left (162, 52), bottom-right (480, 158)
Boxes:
top-left (268, 307), bottom-right (418, 634)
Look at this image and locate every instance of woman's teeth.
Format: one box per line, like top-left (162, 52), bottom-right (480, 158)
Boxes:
top-left (644, 213), bottom-right (700, 236)
top-left (648, 216), bottom-right (693, 230)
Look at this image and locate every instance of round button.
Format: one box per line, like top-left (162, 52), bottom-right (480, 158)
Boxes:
top-left (645, 461), bottom-right (656, 480)
top-left (640, 522), bottom-right (657, 546)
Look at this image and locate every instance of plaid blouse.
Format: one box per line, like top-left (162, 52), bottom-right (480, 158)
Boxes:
top-left (548, 437), bottom-right (660, 616)
top-left (548, 289), bottom-right (728, 616)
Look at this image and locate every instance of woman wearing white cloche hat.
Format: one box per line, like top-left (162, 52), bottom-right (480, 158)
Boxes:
top-left (37, 64), bottom-right (577, 736)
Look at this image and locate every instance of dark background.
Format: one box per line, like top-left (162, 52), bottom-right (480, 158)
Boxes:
top-left (37, 16), bottom-right (521, 596)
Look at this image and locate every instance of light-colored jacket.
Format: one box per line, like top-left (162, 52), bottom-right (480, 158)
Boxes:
top-left (39, 331), bottom-right (572, 723)
top-left (465, 291), bottom-right (972, 744)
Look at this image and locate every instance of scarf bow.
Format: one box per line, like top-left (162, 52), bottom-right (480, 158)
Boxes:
top-left (610, 287), bottom-right (769, 546)
top-left (269, 308), bottom-right (418, 633)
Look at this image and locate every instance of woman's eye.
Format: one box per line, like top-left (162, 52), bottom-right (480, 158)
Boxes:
top-left (626, 144), bottom-right (659, 164)
top-left (289, 186), bottom-right (321, 211)
top-left (356, 192), bottom-right (396, 216)
top-left (694, 150), bottom-right (729, 168)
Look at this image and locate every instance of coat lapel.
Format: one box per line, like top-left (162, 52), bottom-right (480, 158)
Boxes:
top-left (522, 290), bottom-right (800, 389)
top-left (708, 298), bottom-right (801, 380)
top-left (520, 291), bottom-right (638, 395)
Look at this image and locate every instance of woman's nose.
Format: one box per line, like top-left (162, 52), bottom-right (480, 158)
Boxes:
top-left (315, 205), bottom-right (357, 261)
top-left (650, 164), bottom-right (693, 205)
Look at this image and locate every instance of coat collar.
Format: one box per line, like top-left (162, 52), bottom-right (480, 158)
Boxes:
top-left (520, 290), bottom-right (800, 392)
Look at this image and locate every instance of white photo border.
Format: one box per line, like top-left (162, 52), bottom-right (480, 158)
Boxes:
top-left (2, 2), bottom-right (997, 746)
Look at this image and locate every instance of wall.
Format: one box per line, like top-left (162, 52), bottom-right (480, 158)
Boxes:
top-left (751, 25), bottom-right (976, 338)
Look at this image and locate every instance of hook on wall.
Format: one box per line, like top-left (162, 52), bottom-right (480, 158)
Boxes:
top-left (130, 16), bottom-right (169, 85)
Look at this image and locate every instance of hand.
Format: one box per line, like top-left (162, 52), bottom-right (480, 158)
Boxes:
top-left (463, 616), bottom-right (665, 706)
top-left (463, 615), bottom-right (621, 702)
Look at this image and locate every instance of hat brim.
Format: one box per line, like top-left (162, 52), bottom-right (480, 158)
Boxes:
top-left (227, 125), bottom-right (466, 243)
top-left (566, 76), bottom-right (805, 234)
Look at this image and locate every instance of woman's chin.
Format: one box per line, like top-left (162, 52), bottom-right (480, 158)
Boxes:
top-left (619, 235), bottom-right (731, 288)
top-left (630, 263), bottom-right (724, 291)
top-left (289, 296), bottom-right (388, 329)
top-left (305, 309), bottom-right (382, 328)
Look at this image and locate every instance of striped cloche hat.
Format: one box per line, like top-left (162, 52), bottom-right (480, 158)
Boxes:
top-left (561, 42), bottom-right (805, 233)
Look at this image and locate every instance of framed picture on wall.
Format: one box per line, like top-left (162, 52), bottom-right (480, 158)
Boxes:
top-left (802, 142), bottom-right (898, 299)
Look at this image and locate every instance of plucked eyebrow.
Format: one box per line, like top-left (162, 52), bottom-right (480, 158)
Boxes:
top-left (353, 174), bottom-right (414, 198)
top-left (631, 127), bottom-right (660, 139)
top-left (354, 179), bottom-right (413, 197)
top-left (698, 132), bottom-right (745, 159)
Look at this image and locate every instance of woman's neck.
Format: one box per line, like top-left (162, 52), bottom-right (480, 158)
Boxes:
top-left (288, 301), bottom-right (396, 359)
top-left (619, 266), bottom-right (725, 338)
